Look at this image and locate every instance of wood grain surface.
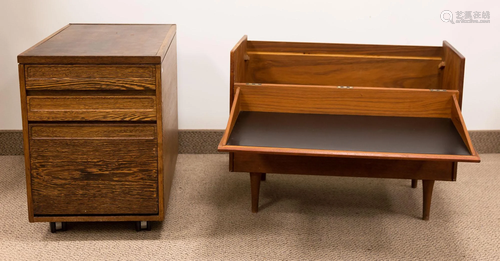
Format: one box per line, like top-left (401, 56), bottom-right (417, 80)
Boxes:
top-left (224, 37), bottom-right (478, 219)
top-left (247, 40), bottom-right (442, 57)
top-left (18, 24), bottom-right (174, 64)
top-left (27, 96), bottom-right (156, 121)
top-left (221, 144), bottom-right (479, 162)
top-left (30, 125), bottom-right (158, 215)
top-left (235, 84), bottom-right (457, 118)
top-left (422, 180), bottom-right (435, 220)
top-left (19, 64), bottom-right (35, 221)
top-left (451, 96), bottom-right (478, 159)
top-left (442, 41), bottom-right (465, 106)
top-left (31, 124), bottom-right (156, 139)
top-left (229, 36), bottom-right (248, 171)
top-left (18, 24), bottom-right (178, 222)
top-left (25, 65), bottom-right (156, 91)
top-left (232, 152), bottom-right (455, 181)
top-left (220, 88), bottom-right (241, 147)
top-left (159, 34), bottom-right (179, 217)
top-left (230, 35), bottom-right (248, 107)
top-left (246, 53), bottom-right (441, 88)
top-left (32, 215), bottom-right (164, 223)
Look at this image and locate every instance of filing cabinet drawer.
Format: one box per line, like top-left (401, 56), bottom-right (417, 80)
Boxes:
top-left (29, 124), bottom-right (159, 215)
top-left (27, 96), bottom-right (157, 121)
top-left (25, 65), bottom-right (156, 91)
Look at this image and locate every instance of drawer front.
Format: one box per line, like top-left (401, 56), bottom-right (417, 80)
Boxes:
top-left (25, 65), bottom-right (156, 91)
top-left (27, 96), bottom-right (156, 121)
top-left (29, 124), bottom-right (159, 215)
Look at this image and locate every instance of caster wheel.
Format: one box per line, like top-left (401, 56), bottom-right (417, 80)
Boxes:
top-left (50, 222), bottom-right (67, 233)
top-left (50, 222), bottom-right (56, 233)
top-left (135, 221), bottom-right (151, 231)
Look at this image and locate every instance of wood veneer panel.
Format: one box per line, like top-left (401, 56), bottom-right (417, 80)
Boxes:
top-left (26, 65), bottom-right (154, 78)
top-left (32, 215), bottom-right (163, 222)
top-left (246, 53), bottom-right (441, 88)
top-left (450, 96), bottom-right (478, 159)
top-left (247, 40), bottom-right (442, 57)
top-left (442, 41), bottom-right (465, 106)
top-left (18, 24), bottom-right (173, 64)
top-left (230, 36), bottom-right (248, 171)
top-left (160, 34), bottom-right (178, 216)
top-left (31, 125), bottom-right (156, 139)
top-left (18, 24), bottom-right (177, 224)
top-left (30, 130), bottom-right (158, 215)
top-left (220, 88), bottom-right (241, 147)
top-left (233, 152), bottom-right (454, 181)
top-left (225, 37), bottom-right (477, 219)
top-left (27, 96), bottom-right (156, 121)
top-left (19, 64), bottom-right (35, 221)
top-left (230, 35), bottom-right (248, 107)
top-left (25, 65), bottom-right (156, 91)
top-left (236, 84), bottom-right (456, 118)
top-left (157, 24), bottom-right (177, 60)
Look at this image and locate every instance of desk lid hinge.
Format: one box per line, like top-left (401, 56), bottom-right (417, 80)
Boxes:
top-left (246, 83), bottom-right (262, 86)
top-left (430, 89), bottom-right (447, 92)
top-left (337, 86), bottom-right (353, 89)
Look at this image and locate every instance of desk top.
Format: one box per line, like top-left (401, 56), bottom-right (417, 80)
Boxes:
top-left (18, 24), bottom-right (175, 64)
top-left (227, 111), bottom-right (471, 156)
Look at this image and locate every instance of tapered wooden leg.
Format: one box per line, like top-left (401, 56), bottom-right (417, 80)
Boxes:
top-left (422, 180), bottom-right (435, 220)
top-left (261, 173), bottom-right (266, 181)
top-left (250, 172), bottom-right (263, 213)
top-left (411, 179), bottom-right (418, 188)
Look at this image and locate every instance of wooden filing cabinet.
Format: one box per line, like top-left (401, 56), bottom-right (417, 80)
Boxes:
top-left (18, 24), bottom-right (178, 232)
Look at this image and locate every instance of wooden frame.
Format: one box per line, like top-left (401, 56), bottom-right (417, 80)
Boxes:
top-left (219, 37), bottom-right (479, 220)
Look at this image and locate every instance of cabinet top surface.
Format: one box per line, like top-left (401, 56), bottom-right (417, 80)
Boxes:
top-left (18, 24), bottom-right (175, 64)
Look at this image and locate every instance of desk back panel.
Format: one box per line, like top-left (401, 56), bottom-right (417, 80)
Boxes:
top-left (245, 53), bottom-right (441, 88)
top-left (246, 41), bottom-right (443, 57)
top-left (231, 39), bottom-right (465, 106)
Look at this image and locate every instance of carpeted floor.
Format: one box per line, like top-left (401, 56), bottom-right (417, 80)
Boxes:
top-left (0, 154), bottom-right (498, 260)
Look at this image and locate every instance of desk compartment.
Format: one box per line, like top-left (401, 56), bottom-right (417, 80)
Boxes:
top-left (29, 124), bottom-right (159, 216)
top-left (27, 96), bottom-right (157, 121)
top-left (219, 85), bottom-right (479, 162)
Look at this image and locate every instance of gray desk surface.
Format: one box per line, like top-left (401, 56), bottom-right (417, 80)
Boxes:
top-left (227, 111), bottom-right (470, 156)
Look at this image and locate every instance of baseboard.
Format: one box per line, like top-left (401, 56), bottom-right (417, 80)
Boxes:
top-left (468, 130), bottom-right (500, 154)
top-left (1, 130), bottom-right (499, 155)
top-left (178, 130), bottom-right (225, 154)
top-left (0, 131), bottom-right (24, 156)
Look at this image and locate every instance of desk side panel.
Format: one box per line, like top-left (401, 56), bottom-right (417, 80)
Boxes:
top-left (442, 41), bottom-right (465, 106)
top-left (451, 96), bottom-right (479, 160)
top-left (160, 34), bottom-right (178, 217)
top-left (19, 64), bottom-right (35, 222)
top-left (231, 36), bottom-right (248, 107)
top-left (230, 36), bottom-right (248, 171)
top-left (219, 88), bottom-right (241, 147)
